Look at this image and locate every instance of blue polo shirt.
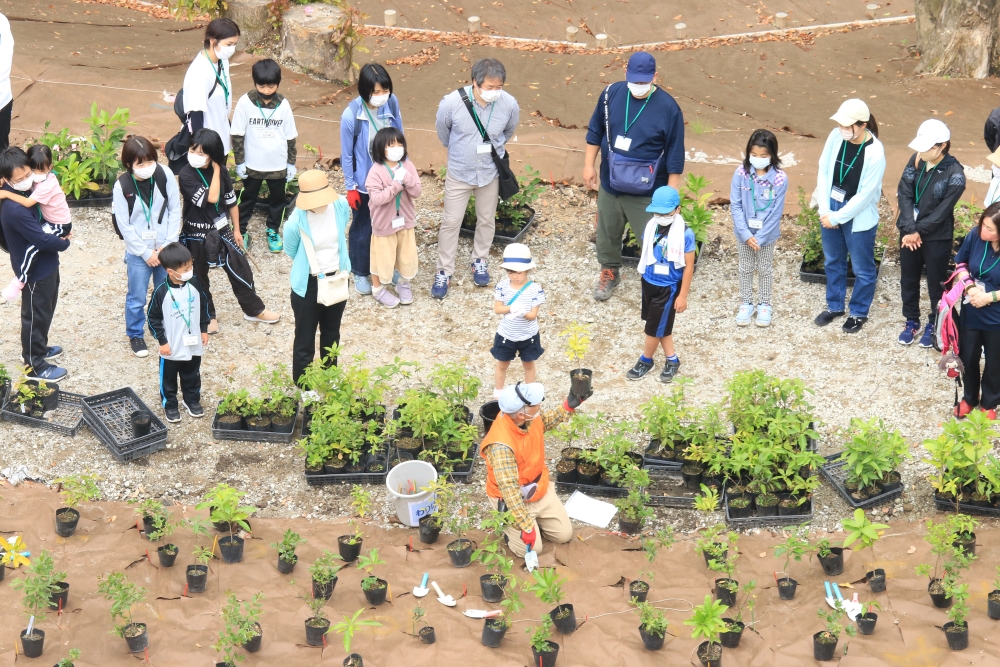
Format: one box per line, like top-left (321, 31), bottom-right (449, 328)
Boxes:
top-left (586, 81), bottom-right (686, 197)
top-left (642, 226), bottom-right (696, 287)
top-left (956, 230), bottom-right (1000, 330)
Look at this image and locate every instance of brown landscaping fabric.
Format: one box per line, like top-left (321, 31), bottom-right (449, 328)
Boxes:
top-left (1, 482), bottom-right (999, 666)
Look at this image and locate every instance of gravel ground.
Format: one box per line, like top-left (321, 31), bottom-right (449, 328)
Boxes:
top-left (0, 167), bottom-right (994, 537)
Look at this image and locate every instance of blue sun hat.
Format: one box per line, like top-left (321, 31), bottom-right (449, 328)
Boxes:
top-left (646, 185), bottom-right (680, 214)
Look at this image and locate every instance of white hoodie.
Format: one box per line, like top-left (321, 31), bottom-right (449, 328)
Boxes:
top-left (0, 13), bottom-right (13, 108)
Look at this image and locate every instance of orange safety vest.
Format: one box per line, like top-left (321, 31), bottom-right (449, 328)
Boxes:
top-left (479, 412), bottom-right (549, 503)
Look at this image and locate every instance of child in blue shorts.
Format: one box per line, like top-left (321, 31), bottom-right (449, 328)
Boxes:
top-left (491, 243), bottom-right (546, 398)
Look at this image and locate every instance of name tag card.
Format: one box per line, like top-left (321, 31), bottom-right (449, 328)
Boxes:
top-left (142, 230), bottom-right (157, 240)
top-left (258, 129), bottom-right (275, 139)
top-left (477, 143), bottom-right (492, 154)
top-left (182, 334), bottom-right (199, 347)
top-left (391, 217), bottom-right (405, 229)
top-left (748, 219), bottom-right (763, 230)
top-left (653, 264), bottom-right (671, 275)
top-left (214, 214), bottom-right (228, 230)
top-left (614, 135), bottom-right (632, 151)
top-left (831, 187), bottom-right (846, 203)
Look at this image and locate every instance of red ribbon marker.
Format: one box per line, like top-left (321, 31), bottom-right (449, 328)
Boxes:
top-left (146, 549), bottom-right (152, 564)
top-left (409, 536), bottom-right (413, 552)
top-left (183, 582), bottom-right (189, 597)
top-left (144, 648), bottom-right (149, 663)
top-left (462, 582), bottom-right (467, 599)
top-left (322, 634), bottom-right (327, 647)
top-left (58, 597), bottom-right (63, 615)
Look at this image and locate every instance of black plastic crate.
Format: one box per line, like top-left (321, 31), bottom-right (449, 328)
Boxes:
top-left (644, 469), bottom-right (697, 508)
top-left (82, 388), bottom-right (168, 463)
top-left (211, 401), bottom-right (300, 443)
top-left (642, 440), bottom-right (684, 472)
top-left (441, 454), bottom-right (478, 484)
top-left (2, 391), bottom-right (86, 436)
top-left (459, 206), bottom-right (535, 245)
top-left (555, 480), bottom-right (628, 498)
top-left (820, 453), bottom-right (904, 510)
top-left (932, 495), bottom-right (1000, 517)
top-left (305, 442), bottom-right (393, 486)
top-left (723, 489), bottom-right (813, 527)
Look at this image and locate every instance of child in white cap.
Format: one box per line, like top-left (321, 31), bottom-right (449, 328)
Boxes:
top-left (491, 243), bottom-right (546, 398)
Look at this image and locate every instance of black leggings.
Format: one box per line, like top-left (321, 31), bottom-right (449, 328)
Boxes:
top-left (291, 275), bottom-right (346, 383)
top-left (960, 326), bottom-right (1000, 409)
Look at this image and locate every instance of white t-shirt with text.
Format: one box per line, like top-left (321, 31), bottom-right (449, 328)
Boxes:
top-left (230, 94), bottom-right (298, 172)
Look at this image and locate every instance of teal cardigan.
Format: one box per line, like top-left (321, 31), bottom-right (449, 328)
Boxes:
top-left (283, 197), bottom-right (352, 297)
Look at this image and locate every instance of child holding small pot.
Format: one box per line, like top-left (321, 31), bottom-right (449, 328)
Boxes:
top-left (491, 243), bottom-right (546, 398)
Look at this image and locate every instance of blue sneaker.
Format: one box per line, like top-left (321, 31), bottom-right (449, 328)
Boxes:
top-left (919, 321), bottom-right (935, 349)
top-left (431, 271), bottom-right (450, 299)
top-left (755, 305), bottom-right (773, 327)
top-left (28, 366), bottom-right (68, 382)
top-left (471, 259), bottom-right (490, 287)
top-left (353, 274), bottom-right (372, 295)
top-left (898, 319), bottom-right (919, 345)
top-left (45, 346), bottom-right (63, 359)
top-left (736, 304), bottom-right (754, 326)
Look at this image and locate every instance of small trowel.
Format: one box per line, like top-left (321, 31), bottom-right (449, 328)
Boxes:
top-left (413, 573), bottom-right (429, 598)
top-left (463, 609), bottom-right (503, 619)
top-left (524, 543), bottom-right (539, 572)
top-left (431, 580), bottom-right (456, 607)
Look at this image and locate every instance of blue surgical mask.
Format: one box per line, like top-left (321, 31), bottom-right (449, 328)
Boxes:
top-left (749, 156), bottom-right (771, 171)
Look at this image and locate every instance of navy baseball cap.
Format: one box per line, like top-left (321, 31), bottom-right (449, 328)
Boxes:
top-left (626, 52), bottom-right (656, 83)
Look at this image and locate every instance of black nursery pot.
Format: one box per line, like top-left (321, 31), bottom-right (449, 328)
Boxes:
top-left (703, 545), bottom-right (727, 568)
top-left (186, 564), bottom-right (208, 593)
top-left (777, 577), bottom-right (798, 600)
top-left (312, 576), bottom-right (338, 600)
top-left (131, 410), bottom-right (152, 438)
top-left (697, 640), bottom-right (723, 667)
top-left (715, 579), bottom-right (738, 607)
top-left (720, 619), bottom-right (744, 648)
top-left (481, 618), bottom-right (508, 647)
top-left (569, 368), bottom-right (593, 396)
top-left (818, 548), bottom-right (844, 576)
top-left (550, 604), bottom-right (577, 634)
top-left (418, 516), bottom-right (441, 544)
top-left (867, 569), bottom-right (887, 593)
top-left (479, 400), bottom-right (501, 434)
top-left (28, 380), bottom-right (59, 411)
top-left (618, 517), bottom-right (642, 535)
top-left (813, 632), bottom-right (838, 661)
top-left (20, 629), bottom-right (45, 658)
top-left (246, 415), bottom-right (273, 432)
top-left (48, 581), bottom-right (69, 610)
top-left (680, 463), bottom-right (703, 490)
top-left (629, 580), bottom-right (650, 603)
top-left (953, 533), bottom-right (976, 557)
top-left (944, 622), bottom-right (969, 650)
top-left (857, 612), bottom-right (878, 635)
top-left (343, 654), bottom-right (364, 667)
top-left (218, 535), bottom-right (245, 564)
top-left (554, 461), bottom-right (578, 483)
top-left (362, 578), bottom-right (388, 605)
top-left (324, 459), bottom-right (347, 475)
top-left (989, 590), bottom-right (1000, 620)
top-left (123, 623), bottom-right (148, 653)
top-left (243, 623), bottom-right (263, 652)
top-left (639, 625), bottom-right (664, 651)
top-left (216, 413), bottom-right (243, 431)
top-left (158, 545), bottom-right (178, 567)
top-left (532, 640), bottom-right (560, 667)
top-left (338, 535), bottom-right (362, 562)
top-left (55, 507), bottom-right (80, 537)
top-left (929, 579), bottom-right (953, 608)
top-left (277, 555), bottom-right (296, 574)
top-left (447, 538), bottom-right (474, 568)
top-left (271, 414), bottom-right (295, 433)
top-left (480, 574), bottom-right (507, 603)
top-left (418, 627), bottom-right (436, 645)
top-left (305, 618), bottom-right (331, 646)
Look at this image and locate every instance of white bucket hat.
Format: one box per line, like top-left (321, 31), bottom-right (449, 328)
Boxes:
top-left (908, 119), bottom-right (950, 153)
top-left (501, 243), bottom-right (536, 271)
top-left (830, 99), bottom-right (871, 127)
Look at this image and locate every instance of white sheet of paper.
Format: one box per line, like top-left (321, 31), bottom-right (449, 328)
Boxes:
top-left (563, 490), bottom-right (618, 529)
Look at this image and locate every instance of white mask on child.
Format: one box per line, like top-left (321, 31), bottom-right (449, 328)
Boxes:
top-left (133, 164), bottom-right (157, 180)
top-left (654, 213), bottom-right (677, 226)
top-left (11, 176), bottom-right (33, 191)
top-left (32, 173), bottom-right (47, 184)
top-left (368, 93), bottom-right (390, 108)
top-left (215, 44), bottom-right (236, 61)
top-left (188, 153), bottom-right (209, 169)
top-left (748, 156), bottom-right (771, 170)
top-left (178, 269), bottom-right (194, 282)
top-left (386, 147), bottom-right (405, 162)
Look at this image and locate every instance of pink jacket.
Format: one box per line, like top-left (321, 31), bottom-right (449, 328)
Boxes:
top-left (32, 173), bottom-right (71, 226)
top-left (364, 159), bottom-right (422, 236)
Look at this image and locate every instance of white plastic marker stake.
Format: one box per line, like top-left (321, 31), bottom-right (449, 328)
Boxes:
top-left (431, 581), bottom-right (456, 607)
top-left (26, 616), bottom-right (34, 636)
top-left (524, 543), bottom-right (538, 572)
top-left (463, 609), bottom-right (502, 619)
top-left (413, 573), bottom-right (429, 598)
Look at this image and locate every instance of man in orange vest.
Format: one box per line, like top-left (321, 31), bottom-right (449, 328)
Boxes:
top-left (479, 381), bottom-right (590, 558)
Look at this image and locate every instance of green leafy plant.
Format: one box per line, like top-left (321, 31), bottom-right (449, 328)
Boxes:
top-left (429, 361), bottom-right (483, 412)
top-left (838, 417), bottom-right (908, 496)
top-left (131, 498), bottom-right (176, 543)
top-left (329, 608), bottom-right (381, 656)
top-left (309, 551), bottom-right (344, 587)
top-left (773, 524), bottom-right (811, 577)
top-left (214, 592), bottom-right (264, 667)
top-left (356, 548), bottom-right (386, 591)
top-left (946, 582), bottom-right (970, 629)
top-left (559, 321), bottom-right (593, 368)
top-left (636, 600), bottom-right (669, 638)
top-left (842, 509), bottom-right (890, 576)
top-left (350, 485), bottom-right (374, 518)
top-left (795, 187), bottom-right (824, 268)
top-left (694, 484), bottom-right (721, 512)
top-left (615, 466), bottom-right (653, 528)
top-left (196, 483), bottom-right (255, 540)
top-left (923, 410), bottom-right (1000, 504)
top-left (167, 0), bottom-right (226, 21)
top-left (218, 388), bottom-right (250, 418)
top-left (528, 567), bottom-right (567, 610)
top-left (96, 572), bottom-right (147, 638)
top-left (679, 173), bottom-right (715, 247)
top-left (11, 549), bottom-right (62, 627)
top-left (194, 545), bottom-right (215, 567)
top-left (638, 528), bottom-right (675, 583)
top-left (83, 103), bottom-right (134, 184)
top-left (640, 380), bottom-right (691, 454)
top-left (56, 152), bottom-right (99, 200)
top-left (55, 649), bottom-right (81, 667)
top-left (816, 600), bottom-right (856, 644)
top-left (305, 596), bottom-right (328, 624)
top-left (466, 165), bottom-right (546, 230)
top-left (54, 473), bottom-right (102, 509)
top-left (684, 594), bottom-right (729, 646)
top-left (915, 516), bottom-right (976, 601)
top-left (271, 529), bottom-right (306, 564)
top-left (411, 606), bottom-right (426, 636)
top-left (695, 524), bottom-right (735, 570)
top-left (473, 509), bottom-right (515, 585)
top-left (497, 577), bottom-right (525, 630)
top-left (526, 615), bottom-right (555, 653)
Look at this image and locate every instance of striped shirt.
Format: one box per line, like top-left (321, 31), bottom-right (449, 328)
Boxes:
top-left (495, 278), bottom-right (545, 341)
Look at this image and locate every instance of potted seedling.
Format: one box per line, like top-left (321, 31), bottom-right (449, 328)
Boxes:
top-left (411, 606), bottom-right (435, 644)
top-left (989, 566), bottom-right (1000, 620)
top-left (215, 592), bottom-right (265, 664)
top-left (331, 608), bottom-right (382, 667)
top-left (97, 572), bottom-right (149, 653)
top-left (639, 381), bottom-right (690, 461)
top-left (560, 321), bottom-right (593, 396)
top-left (259, 364), bottom-right (298, 433)
top-left (417, 477), bottom-right (448, 544)
top-left (55, 649), bottom-right (81, 667)
top-left (944, 582), bottom-right (970, 650)
top-left (11, 549), bottom-right (60, 658)
top-left (338, 522), bottom-right (364, 562)
top-left (773, 524), bottom-right (810, 600)
top-left (52, 473), bottom-right (101, 537)
top-left (216, 388), bottom-right (249, 431)
top-left (473, 509), bottom-right (515, 602)
top-left (197, 484), bottom-right (254, 564)
top-left (441, 483), bottom-right (479, 568)
top-left (616, 467), bottom-right (653, 535)
top-left (950, 514), bottom-right (977, 556)
top-left (719, 581), bottom-right (756, 649)
top-left (526, 616), bottom-right (559, 667)
top-left (304, 596), bottom-right (331, 646)
top-left (708, 535), bottom-right (741, 608)
top-left (529, 567), bottom-right (575, 634)
top-left (11, 374), bottom-right (42, 417)
top-left (630, 529), bottom-right (675, 603)
top-left (356, 548), bottom-right (389, 605)
top-left (842, 509), bottom-right (890, 592)
top-left (916, 516), bottom-right (976, 609)
top-left (694, 484), bottom-right (722, 512)
top-left (838, 417), bottom-right (908, 501)
top-left (814, 601), bottom-right (855, 661)
top-left (310, 550), bottom-right (344, 600)
top-left (133, 498), bottom-right (166, 542)
top-left (429, 360), bottom-right (483, 423)
top-left (20, 370), bottom-right (59, 413)
top-left (27, 551), bottom-right (68, 612)
top-left (856, 599), bottom-right (880, 635)
top-left (272, 529), bottom-right (306, 574)
top-left (685, 594), bottom-right (728, 667)
top-left (812, 536), bottom-right (845, 576)
top-left (483, 575), bottom-right (524, 647)
top-left (635, 600), bottom-right (668, 651)
top-left (695, 524), bottom-right (733, 569)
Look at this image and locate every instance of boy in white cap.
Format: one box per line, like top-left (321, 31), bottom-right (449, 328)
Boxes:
top-left (491, 243), bottom-right (545, 398)
top-left (895, 119), bottom-right (966, 347)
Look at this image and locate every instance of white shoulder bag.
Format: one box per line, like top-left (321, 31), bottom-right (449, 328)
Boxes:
top-left (300, 229), bottom-right (348, 306)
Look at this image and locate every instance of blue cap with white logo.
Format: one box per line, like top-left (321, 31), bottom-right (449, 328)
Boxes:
top-left (646, 186), bottom-right (680, 214)
top-left (626, 52), bottom-right (656, 83)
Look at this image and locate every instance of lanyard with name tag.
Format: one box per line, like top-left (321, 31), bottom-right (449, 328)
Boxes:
top-left (258, 128), bottom-right (276, 139)
top-left (214, 213), bottom-right (228, 230)
top-left (653, 263), bottom-right (672, 275)
top-left (748, 219), bottom-right (763, 230)
top-left (831, 187), bottom-right (846, 203)
top-left (142, 230), bottom-right (157, 240)
top-left (614, 135), bottom-right (632, 151)
top-left (391, 217), bottom-right (405, 229)
top-left (477, 142), bottom-right (492, 154)
top-left (182, 333), bottom-right (199, 347)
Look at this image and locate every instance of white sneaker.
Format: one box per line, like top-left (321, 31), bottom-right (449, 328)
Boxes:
top-left (736, 303), bottom-right (754, 326)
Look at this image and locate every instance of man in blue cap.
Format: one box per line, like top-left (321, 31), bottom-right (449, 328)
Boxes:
top-left (584, 51), bottom-right (686, 302)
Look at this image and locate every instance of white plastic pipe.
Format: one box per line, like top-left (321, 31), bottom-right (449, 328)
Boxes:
top-left (468, 16), bottom-right (480, 33)
top-left (384, 9), bottom-right (396, 27)
top-left (594, 33), bottom-right (608, 48)
top-left (866, 3), bottom-right (877, 19)
top-left (566, 26), bottom-right (579, 42)
top-left (675, 22), bottom-right (687, 39)
top-left (775, 12), bottom-right (788, 29)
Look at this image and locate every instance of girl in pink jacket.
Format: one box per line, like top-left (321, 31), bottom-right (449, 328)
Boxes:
top-left (365, 127), bottom-right (422, 308)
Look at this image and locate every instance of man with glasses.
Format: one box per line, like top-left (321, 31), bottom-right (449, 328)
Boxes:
top-left (478, 382), bottom-right (590, 559)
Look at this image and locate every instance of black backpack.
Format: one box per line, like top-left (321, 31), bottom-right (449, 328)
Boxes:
top-left (165, 67), bottom-right (221, 166)
top-left (112, 166), bottom-right (170, 239)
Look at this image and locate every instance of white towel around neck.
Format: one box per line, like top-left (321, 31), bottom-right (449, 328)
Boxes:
top-left (637, 213), bottom-right (687, 275)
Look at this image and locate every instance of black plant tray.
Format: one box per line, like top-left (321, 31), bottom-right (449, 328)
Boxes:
top-left (435, 454), bottom-right (478, 484)
top-left (932, 495), bottom-right (1000, 517)
top-left (799, 257), bottom-right (883, 287)
top-left (305, 442), bottom-right (392, 486)
top-left (211, 402), bottom-right (300, 443)
top-left (723, 489), bottom-right (813, 527)
top-left (460, 206), bottom-right (535, 244)
top-left (555, 480), bottom-right (628, 498)
top-left (2, 391), bottom-right (86, 436)
top-left (820, 454), bottom-right (904, 510)
top-left (82, 388), bottom-right (168, 463)
top-left (67, 193), bottom-right (113, 209)
top-left (644, 469), bottom-right (697, 508)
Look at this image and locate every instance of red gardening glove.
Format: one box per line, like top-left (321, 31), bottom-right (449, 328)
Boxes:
top-left (521, 528), bottom-right (537, 550)
top-left (346, 189), bottom-right (361, 210)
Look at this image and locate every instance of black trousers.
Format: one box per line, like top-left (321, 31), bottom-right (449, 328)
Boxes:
top-left (0, 99), bottom-right (12, 150)
top-left (291, 276), bottom-right (346, 383)
top-left (900, 238), bottom-right (952, 323)
top-left (237, 177), bottom-right (287, 234)
top-left (159, 356), bottom-right (202, 410)
top-left (960, 326), bottom-right (1000, 409)
top-left (21, 268), bottom-right (59, 374)
top-left (185, 235), bottom-right (265, 319)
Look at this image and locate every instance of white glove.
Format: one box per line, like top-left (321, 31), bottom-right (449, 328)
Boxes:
top-left (393, 167), bottom-right (407, 183)
top-left (286, 164), bottom-right (296, 182)
top-left (235, 163), bottom-right (247, 180)
top-left (508, 304), bottom-right (528, 318)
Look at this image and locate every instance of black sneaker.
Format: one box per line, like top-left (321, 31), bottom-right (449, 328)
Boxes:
top-left (659, 359), bottom-right (681, 384)
top-left (130, 337), bottom-right (148, 358)
top-left (164, 406), bottom-right (181, 423)
top-left (814, 310), bottom-right (846, 326)
top-left (182, 399), bottom-right (204, 418)
top-left (625, 358), bottom-right (654, 380)
top-left (842, 316), bottom-right (868, 334)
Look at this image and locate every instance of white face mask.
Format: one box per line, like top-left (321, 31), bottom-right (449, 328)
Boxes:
top-left (386, 146), bottom-right (405, 162)
top-left (133, 164), bottom-right (157, 180)
top-left (368, 93), bottom-right (390, 108)
top-left (918, 147), bottom-right (942, 164)
top-left (748, 156), bottom-right (771, 171)
top-left (654, 213), bottom-right (676, 226)
top-left (188, 153), bottom-right (209, 169)
top-left (839, 126), bottom-right (856, 141)
top-left (215, 44), bottom-right (236, 61)
top-left (173, 269), bottom-right (193, 282)
top-left (478, 87), bottom-right (501, 103)
top-left (32, 173), bottom-right (47, 184)
top-left (628, 82), bottom-right (652, 97)
top-left (11, 176), bottom-right (33, 191)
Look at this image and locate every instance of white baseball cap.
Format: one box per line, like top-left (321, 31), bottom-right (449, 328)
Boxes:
top-left (830, 99), bottom-right (871, 127)
top-left (498, 382), bottom-right (544, 414)
top-left (908, 119), bottom-right (951, 152)
top-left (501, 243), bottom-right (536, 271)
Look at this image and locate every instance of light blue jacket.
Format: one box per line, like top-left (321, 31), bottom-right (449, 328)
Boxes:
top-left (339, 95), bottom-right (403, 193)
top-left (283, 197), bottom-right (351, 298)
top-left (815, 128), bottom-right (886, 232)
top-left (730, 165), bottom-right (787, 246)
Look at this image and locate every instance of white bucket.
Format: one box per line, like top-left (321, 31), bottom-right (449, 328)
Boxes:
top-left (385, 460), bottom-right (438, 527)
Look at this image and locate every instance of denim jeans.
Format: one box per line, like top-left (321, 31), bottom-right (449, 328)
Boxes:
top-left (820, 210), bottom-right (878, 318)
top-left (125, 252), bottom-right (166, 338)
top-left (348, 192), bottom-right (372, 278)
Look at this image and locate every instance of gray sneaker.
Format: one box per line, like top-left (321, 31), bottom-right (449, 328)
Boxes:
top-left (625, 358), bottom-right (654, 380)
top-left (593, 267), bottom-right (621, 301)
top-left (659, 359), bottom-right (681, 383)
